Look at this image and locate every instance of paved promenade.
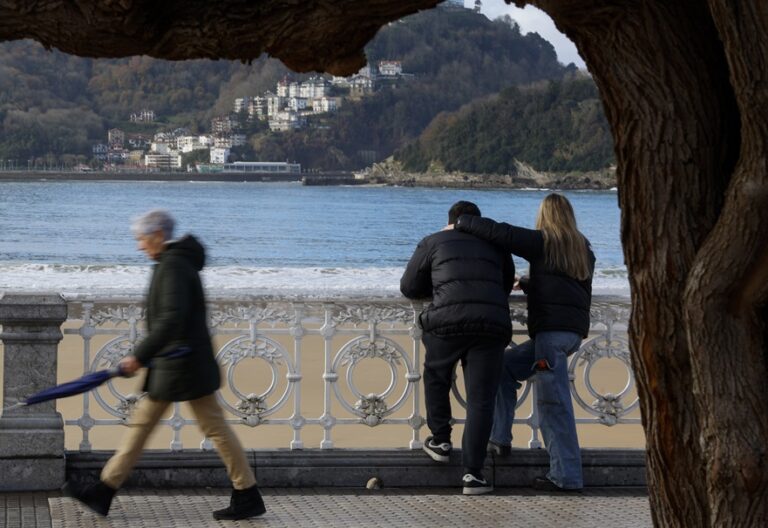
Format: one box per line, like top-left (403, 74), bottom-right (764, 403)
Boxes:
top-left (3, 487), bottom-right (651, 527)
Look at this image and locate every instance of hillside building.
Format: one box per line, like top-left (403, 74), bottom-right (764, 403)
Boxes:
top-left (378, 60), bottom-right (402, 76)
top-left (129, 109), bottom-right (156, 122)
top-left (145, 152), bottom-right (182, 170)
top-left (108, 128), bottom-right (125, 149)
top-left (210, 147), bottom-right (230, 164)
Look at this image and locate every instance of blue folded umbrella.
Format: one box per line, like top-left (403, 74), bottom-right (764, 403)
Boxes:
top-left (4, 365), bottom-right (126, 411)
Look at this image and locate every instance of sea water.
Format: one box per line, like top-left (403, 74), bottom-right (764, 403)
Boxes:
top-left (0, 181), bottom-right (626, 297)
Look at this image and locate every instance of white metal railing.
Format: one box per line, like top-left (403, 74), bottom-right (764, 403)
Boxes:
top-left (61, 295), bottom-right (638, 452)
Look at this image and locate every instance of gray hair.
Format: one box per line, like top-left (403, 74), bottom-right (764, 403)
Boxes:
top-left (131, 209), bottom-right (175, 240)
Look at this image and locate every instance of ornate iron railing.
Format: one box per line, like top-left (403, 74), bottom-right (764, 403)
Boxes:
top-left (61, 295), bottom-right (638, 452)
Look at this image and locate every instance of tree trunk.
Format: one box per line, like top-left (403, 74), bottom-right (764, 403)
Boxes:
top-left (683, 1), bottom-right (768, 525)
top-left (521, 0), bottom-right (752, 525)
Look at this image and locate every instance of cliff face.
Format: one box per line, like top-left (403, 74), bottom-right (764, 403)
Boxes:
top-left (364, 159), bottom-right (617, 189)
top-left (0, 0), bottom-right (440, 75)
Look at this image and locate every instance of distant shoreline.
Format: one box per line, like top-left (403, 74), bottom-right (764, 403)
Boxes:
top-left (0, 169), bottom-right (617, 190)
top-left (0, 170), bottom-right (305, 183)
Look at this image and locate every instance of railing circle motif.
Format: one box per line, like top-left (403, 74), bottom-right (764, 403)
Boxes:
top-left (331, 336), bottom-right (415, 426)
top-left (569, 333), bottom-right (639, 425)
top-left (90, 335), bottom-right (144, 419)
top-left (215, 334), bottom-right (295, 425)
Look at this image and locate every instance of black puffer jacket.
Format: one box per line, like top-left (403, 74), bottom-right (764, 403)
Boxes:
top-left (456, 215), bottom-right (595, 338)
top-left (133, 235), bottom-right (221, 401)
top-left (400, 228), bottom-right (514, 340)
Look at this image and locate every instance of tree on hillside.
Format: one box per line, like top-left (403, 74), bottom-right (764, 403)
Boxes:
top-left (395, 78), bottom-right (614, 173)
top-left (520, 1), bottom-right (767, 526)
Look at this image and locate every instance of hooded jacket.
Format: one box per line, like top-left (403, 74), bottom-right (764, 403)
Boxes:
top-left (456, 215), bottom-right (595, 338)
top-left (400, 228), bottom-right (514, 341)
top-left (133, 235), bottom-right (221, 401)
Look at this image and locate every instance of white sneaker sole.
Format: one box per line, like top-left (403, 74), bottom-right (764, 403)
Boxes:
top-left (463, 485), bottom-right (494, 495)
top-left (422, 443), bottom-right (450, 463)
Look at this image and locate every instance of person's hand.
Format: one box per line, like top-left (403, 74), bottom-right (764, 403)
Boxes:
top-left (442, 224), bottom-right (455, 231)
top-left (119, 355), bottom-right (142, 376)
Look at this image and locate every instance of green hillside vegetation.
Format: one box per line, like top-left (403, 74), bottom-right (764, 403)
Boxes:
top-left (0, 7), bottom-right (590, 171)
top-left (395, 78), bottom-right (614, 173)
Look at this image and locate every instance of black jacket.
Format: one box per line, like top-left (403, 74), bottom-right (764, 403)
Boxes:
top-left (134, 235), bottom-right (221, 401)
top-left (456, 215), bottom-right (595, 338)
top-left (400, 228), bottom-right (514, 341)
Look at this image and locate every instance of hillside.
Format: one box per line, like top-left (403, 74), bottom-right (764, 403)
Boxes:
top-left (0, 6), bottom-right (580, 170)
top-left (395, 77), bottom-right (615, 173)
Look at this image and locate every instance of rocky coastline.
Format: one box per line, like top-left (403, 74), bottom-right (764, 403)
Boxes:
top-left (359, 159), bottom-right (617, 190)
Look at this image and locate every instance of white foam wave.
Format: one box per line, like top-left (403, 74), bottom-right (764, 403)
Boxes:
top-left (0, 263), bottom-right (630, 298)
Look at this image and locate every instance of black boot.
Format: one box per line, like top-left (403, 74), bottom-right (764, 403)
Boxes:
top-left (212, 484), bottom-right (266, 520)
top-left (62, 480), bottom-right (117, 516)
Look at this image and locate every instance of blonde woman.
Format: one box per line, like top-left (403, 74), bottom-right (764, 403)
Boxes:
top-left (455, 193), bottom-right (595, 492)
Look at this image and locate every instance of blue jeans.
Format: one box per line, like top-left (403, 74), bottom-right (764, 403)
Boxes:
top-left (490, 331), bottom-right (583, 489)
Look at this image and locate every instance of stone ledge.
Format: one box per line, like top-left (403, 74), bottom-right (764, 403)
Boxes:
top-left (65, 448), bottom-right (646, 489)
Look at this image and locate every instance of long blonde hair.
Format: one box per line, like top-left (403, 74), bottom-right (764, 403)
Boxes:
top-left (535, 194), bottom-right (591, 280)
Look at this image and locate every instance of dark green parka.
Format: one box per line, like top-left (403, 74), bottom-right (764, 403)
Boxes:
top-left (132, 235), bottom-right (221, 401)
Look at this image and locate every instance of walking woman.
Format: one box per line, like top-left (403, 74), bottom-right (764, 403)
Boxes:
top-left (63, 209), bottom-right (266, 519)
top-left (454, 193), bottom-right (595, 491)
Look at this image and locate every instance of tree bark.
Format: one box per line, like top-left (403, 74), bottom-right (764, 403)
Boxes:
top-left (682, 2), bottom-right (768, 525)
top-left (0, 0), bottom-right (440, 75)
top-left (519, 0), bottom-right (744, 526)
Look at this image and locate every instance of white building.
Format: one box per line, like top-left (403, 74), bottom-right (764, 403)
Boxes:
top-left (276, 80), bottom-right (289, 98)
top-left (269, 110), bottom-right (304, 131)
top-left (311, 96), bottom-right (340, 113)
top-left (299, 77), bottom-right (329, 99)
top-left (378, 60), bottom-right (403, 76)
top-left (210, 147), bottom-right (230, 164)
top-left (151, 142), bottom-right (171, 155)
top-left (349, 76), bottom-right (374, 96)
top-left (211, 116), bottom-right (234, 134)
top-left (287, 97), bottom-right (309, 112)
top-left (129, 109), bottom-right (156, 122)
top-left (145, 153), bottom-right (181, 170)
top-left (248, 97), bottom-right (268, 119)
top-left (265, 92), bottom-right (284, 117)
top-left (234, 97), bottom-right (251, 113)
top-left (177, 135), bottom-right (215, 153)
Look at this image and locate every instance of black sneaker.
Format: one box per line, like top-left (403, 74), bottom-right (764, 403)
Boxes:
top-left (532, 476), bottom-right (582, 492)
top-left (462, 473), bottom-right (493, 495)
top-left (422, 436), bottom-right (451, 462)
top-left (487, 440), bottom-right (511, 456)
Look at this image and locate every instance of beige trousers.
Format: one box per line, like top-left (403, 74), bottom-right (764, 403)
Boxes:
top-left (101, 393), bottom-right (257, 490)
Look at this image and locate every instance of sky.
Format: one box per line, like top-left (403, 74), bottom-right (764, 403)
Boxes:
top-left (463, 0), bottom-right (586, 69)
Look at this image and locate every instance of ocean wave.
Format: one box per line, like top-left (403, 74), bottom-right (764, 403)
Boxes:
top-left (0, 263), bottom-right (630, 297)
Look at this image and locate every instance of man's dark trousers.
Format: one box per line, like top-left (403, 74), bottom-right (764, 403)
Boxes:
top-left (422, 333), bottom-right (506, 474)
